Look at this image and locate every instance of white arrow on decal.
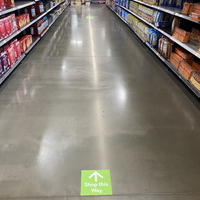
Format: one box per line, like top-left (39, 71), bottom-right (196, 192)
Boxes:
top-left (89, 171), bottom-right (103, 182)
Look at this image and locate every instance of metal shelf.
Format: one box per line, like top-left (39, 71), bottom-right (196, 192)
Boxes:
top-left (0, 0), bottom-right (65, 47)
top-left (0, 4), bottom-right (70, 85)
top-left (130, 0), bottom-right (200, 25)
top-left (107, 5), bottom-right (200, 98)
top-left (0, 1), bottom-right (35, 15)
top-left (0, 30), bottom-right (21, 47)
top-left (115, 3), bottom-right (200, 60)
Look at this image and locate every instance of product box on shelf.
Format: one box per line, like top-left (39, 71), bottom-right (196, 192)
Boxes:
top-left (0, 0), bottom-right (5, 11)
top-left (192, 60), bottom-right (200, 71)
top-left (3, 17), bottom-right (11, 37)
top-left (11, 39), bottom-right (21, 60)
top-left (0, 59), bottom-right (3, 75)
top-left (190, 71), bottom-right (200, 91)
top-left (170, 52), bottom-right (183, 69)
top-left (28, 5), bottom-right (36, 19)
top-left (178, 61), bottom-right (194, 80)
top-left (175, 47), bottom-right (194, 61)
top-left (5, 0), bottom-right (15, 7)
top-left (0, 19), bottom-right (6, 39)
top-left (5, 44), bottom-right (15, 67)
top-left (34, 16), bottom-right (48, 36)
top-left (36, 1), bottom-right (45, 15)
top-left (19, 37), bottom-right (26, 53)
top-left (173, 27), bottom-right (190, 43)
top-left (0, 50), bottom-right (8, 72)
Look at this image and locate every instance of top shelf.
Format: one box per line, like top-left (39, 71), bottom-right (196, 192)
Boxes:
top-left (0, 1), bottom-right (35, 16)
top-left (130, 0), bottom-right (200, 25)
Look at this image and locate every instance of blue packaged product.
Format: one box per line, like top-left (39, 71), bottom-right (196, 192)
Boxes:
top-left (125, 12), bottom-right (129, 21)
top-left (159, 0), bottom-right (167, 6)
top-left (114, 5), bottom-right (117, 12)
top-left (175, 0), bottom-right (183, 8)
top-left (126, 0), bottom-right (130, 8)
top-left (149, 30), bottom-right (158, 48)
top-left (123, 0), bottom-right (126, 7)
top-left (121, 0), bottom-right (123, 6)
top-left (167, 0), bottom-right (175, 7)
top-left (153, 10), bottom-right (164, 23)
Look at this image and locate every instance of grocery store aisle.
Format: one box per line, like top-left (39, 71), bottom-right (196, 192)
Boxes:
top-left (0, 4), bottom-right (200, 200)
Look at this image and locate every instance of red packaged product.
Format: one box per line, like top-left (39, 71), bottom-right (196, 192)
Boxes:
top-left (0, 19), bottom-right (6, 39)
top-left (28, 5), bottom-right (36, 19)
top-left (36, 1), bottom-right (44, 15)
top-left (19, 37), bottom-right (26, 53)
top-left (2, 17), bottom-right (11, 37)
top-left (25, 13), bottom-right (30, 24)
top-left (5, 0), bottom-right (14, 7)
top-left (8, 15), bottom-right (14, 34)
top-left (5, 44), bottom-right (15, 67)
top-left (10, 14), bottom-right (17, 32)
top-left (13, 40), bottom-right (21, 60)
top-left (16, 15), bottom-right (24, 29)
top-left (0, 0), bottom-right (5, 11)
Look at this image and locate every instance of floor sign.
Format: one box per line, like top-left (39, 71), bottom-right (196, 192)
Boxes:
top-left (81, 170), bottom-right (112, 196)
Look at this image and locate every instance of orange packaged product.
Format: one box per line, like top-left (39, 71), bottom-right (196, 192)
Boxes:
top-left (190, 71), bottom-right (200, 91)
top-left (20, 37), bottom-right (26, 53)
top-left (192, 60), bottom-right (200, 72)
top-left (190, 13), bottom-right (200, 22)
top-left (189, 3), bottom-right (194, 15)
top-left (194, 3), bottom-right (200, 14)
top-left (178, 61), bottom-right (194, 80)
top-left (25, 13), bottom-right (30, 24)
top-left (175, 47), bottom-right (194, 60)
top-left (16, 15), bottom-right (24, 29)
top-left (182, 2), bottom-right (190, 15)
top-left (169, 53), bottom-right (183, 69)
top-left (173, 27), bottom-right (190, 43)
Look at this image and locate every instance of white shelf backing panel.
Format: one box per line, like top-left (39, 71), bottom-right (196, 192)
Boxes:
top-left (115, 3), bottom-right (200, 59)
top-left (107, 5), bottom-right (200, 98)
top-left (131, 0), bottom-right (200, 25)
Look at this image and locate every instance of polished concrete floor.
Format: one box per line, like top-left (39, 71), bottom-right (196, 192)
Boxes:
top-left (0, 4), bottom-right (200, 200)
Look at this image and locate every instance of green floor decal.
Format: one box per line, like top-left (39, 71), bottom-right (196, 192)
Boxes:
top-left (81, 170), bottom-right (112, 196)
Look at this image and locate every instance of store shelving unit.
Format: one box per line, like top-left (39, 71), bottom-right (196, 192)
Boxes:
top-left (130, 0), bottom-right (200, 25)
top-left (0, 1), bottom-right (35, 15)
top-left (0, 54), bottom-right (25, 84)
top-left (0, 0), bottom-right (66, 47)
top-left (115, 3), bottom-right (200, 59)
top-left (107, 5), bottom-right (200, 98)
top-left (0, 3), bottom-right (70, 84)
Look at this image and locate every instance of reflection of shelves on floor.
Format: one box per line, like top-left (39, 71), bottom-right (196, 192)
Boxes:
top-left (25, 37), bottom-right (40, 54)
top-left (115, 3), bottom-right (200, 60)
top-left (107, 5), bottom-right (200, 98)
top-left (0, 54), bottom-right (25, 84)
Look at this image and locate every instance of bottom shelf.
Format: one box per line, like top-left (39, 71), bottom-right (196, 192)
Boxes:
top-left (0, 4), bottom-right (70, 85)
top-left (107, 5), bottom-right (200, 98)
top-left (0, 54), bottom-right (26, 84)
